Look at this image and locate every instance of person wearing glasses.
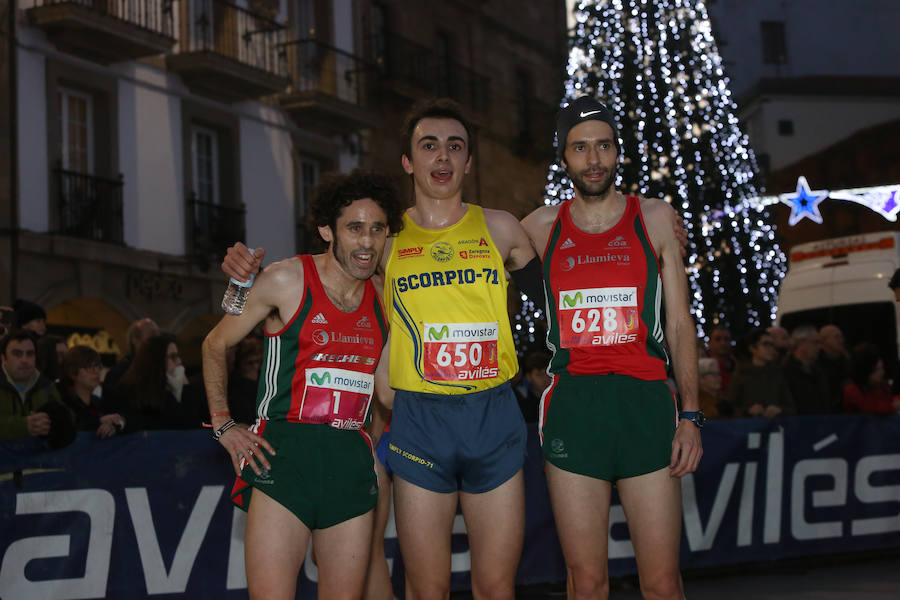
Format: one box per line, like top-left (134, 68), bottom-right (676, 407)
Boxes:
top-left (727, 327), bottom-right (795, 418)
top-left (59, 344), bottom-right (125, 437)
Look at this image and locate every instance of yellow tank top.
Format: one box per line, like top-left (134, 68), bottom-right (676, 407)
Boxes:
top-left (385, 204), bottom-right (517, 394)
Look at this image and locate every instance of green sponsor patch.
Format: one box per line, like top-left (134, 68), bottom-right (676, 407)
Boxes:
top-left (310, 372), bottom-right (331, 386)
top-left (428, 325), bottom-right (449, 340)
top-left (563, 292), bottom-right (583, 308)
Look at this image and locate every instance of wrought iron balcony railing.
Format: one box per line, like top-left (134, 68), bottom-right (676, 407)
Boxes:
top-left (30, 0), bottom-right (174, 38)
top-left (54, 167), bottom-right (124, 244)
top-left (370, 32), bottom-right (489, 112)
top-left (180, 0), bottom-right (287, 77)
top-left (283, 39), bottom-right (372, 106)
top-left (189, 194), bottom-right (246, 257)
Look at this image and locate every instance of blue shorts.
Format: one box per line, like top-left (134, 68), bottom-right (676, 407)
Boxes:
top-left (375, 429), bottom-right (393, 477)
top-left (388, 382), bottom-right (527, 494)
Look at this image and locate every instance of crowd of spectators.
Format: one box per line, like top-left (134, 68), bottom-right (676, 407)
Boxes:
top-left (3, 287), bottom-right (899, 452)
top-left (700, 320), bottom-right (899, 419)
top-left (0, 301), bottom-right (266, 451)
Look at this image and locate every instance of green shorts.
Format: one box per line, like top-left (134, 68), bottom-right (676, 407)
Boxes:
top-left (231, 420), bottom-right (378, 530)
top-left (539, 374), bottom-right (676, 482)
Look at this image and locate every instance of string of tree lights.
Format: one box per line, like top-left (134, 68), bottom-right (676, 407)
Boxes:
top-left (512, 0), bottom-right (787, 355)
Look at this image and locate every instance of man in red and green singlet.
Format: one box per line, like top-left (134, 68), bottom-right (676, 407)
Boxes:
top-left (522, 96), bottom-right (702, 600)
top-left (203, 170), bottom-right (404, 599)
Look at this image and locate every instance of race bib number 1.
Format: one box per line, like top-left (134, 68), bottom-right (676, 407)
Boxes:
top-left (300, 367), bottom-right (374, 430)
top-left (558, 287), bottom-right (640, 347)
top-left (423, 322), bottom-right (500, 381)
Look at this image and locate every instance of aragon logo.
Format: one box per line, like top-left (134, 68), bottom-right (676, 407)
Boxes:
top-left (561, 257), bottom-right (575, 272)
top-left (312, 330), bottom-right (329, 346)
top-left (431, 242), bottom-right (453, 263)
top-left (310, 372), bottom-right (331, 386)
top-left (562, 292), bottom-right (583, 308)
top-left (428, 325), bottom-right (449, 340)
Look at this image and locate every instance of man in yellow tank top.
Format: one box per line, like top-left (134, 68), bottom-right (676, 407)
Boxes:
top-left (224, 99), bottom-right (543, 600)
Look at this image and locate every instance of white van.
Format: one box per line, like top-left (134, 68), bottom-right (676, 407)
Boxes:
top-left (776, 231), bottom-right (900, 373)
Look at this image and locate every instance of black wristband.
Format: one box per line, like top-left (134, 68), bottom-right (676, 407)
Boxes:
top-left (511, 256), bottom-right (544, 304)
top-left (213, 419), bottom-right (237, 440)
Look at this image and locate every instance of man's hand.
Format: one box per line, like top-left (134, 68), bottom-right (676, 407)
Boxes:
top-left (747, 403), bottom-right (764, 417)
top-left (669, 421), bottom-right (702, 478)
top-left (217, 425), bottom-right (276, 477)
top-left (27, 412), bottom-right (51, 437)
top-left (222, 243), bottom-right (265, 282)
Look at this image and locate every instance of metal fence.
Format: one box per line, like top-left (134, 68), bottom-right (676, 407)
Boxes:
top-left (182, 0), bottom-right (287, 76)
top-left (189, 194), bottom-right (245, 257)
top-left (54, 167), bottom-right (124, 244)
top-left (283, 39), bottom-right (372, 106)
top-left (32, 0), bottom-right (174, 37)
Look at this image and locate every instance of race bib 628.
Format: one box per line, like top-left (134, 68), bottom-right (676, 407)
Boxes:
top-left (423, 322), bottom-right (499, 381)
top-left (557, 287), bottom-right (640, 347)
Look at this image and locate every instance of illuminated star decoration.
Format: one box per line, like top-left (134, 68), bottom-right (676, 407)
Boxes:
top-left (780, 176), bottom-right (828, 226)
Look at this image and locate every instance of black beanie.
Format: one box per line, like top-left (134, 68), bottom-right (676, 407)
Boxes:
top-left (14, 299), bottom-right (46, 327)
top-left (556, 96), bottom-right (621, 160)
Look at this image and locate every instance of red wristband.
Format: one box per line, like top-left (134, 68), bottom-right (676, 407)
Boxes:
top-left (211, 411), bottom-right (231, 418)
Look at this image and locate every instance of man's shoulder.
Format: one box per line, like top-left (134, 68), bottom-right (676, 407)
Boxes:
top-left (638, 196), bottom-right (675, 219)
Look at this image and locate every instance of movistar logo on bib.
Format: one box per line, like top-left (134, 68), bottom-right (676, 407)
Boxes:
top-left (425, 322), bottom-right (498, 343)
top-left (560, 287), bottom-right (636, 309)
top-left (306, 367), bottom-right (374, 394)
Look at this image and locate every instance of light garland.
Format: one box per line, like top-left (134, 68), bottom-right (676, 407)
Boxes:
top-left (513, 0), bottom-right (787, 354)
top-left (755, 177), bottom-right (900, 224)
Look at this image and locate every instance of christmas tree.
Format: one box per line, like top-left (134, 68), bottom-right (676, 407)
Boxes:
top-left (512, 0), bottom-right (786, 353)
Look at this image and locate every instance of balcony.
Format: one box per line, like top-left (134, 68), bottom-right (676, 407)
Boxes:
top-left (371, 32), bottom-right (489, 114)
top-left (54, 167), bottom-right (124, 244)
top-left (167, 0), bottom-right (289, 102)
top-left (27, 0), bottom-right (175, 63)
top-left (189, 194), bottom-right (245, 258)
top-left (280, 40), bottom-right (376, 134)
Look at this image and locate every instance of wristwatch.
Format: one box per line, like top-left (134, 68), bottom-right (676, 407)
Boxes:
top-left (679, 410), bottom-right (706, 429)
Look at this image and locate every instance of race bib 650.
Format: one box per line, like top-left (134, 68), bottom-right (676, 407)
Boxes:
top-left (558, 287), bottom-right (640, 347)
top-left (422, 322), bottom-right (499, 381)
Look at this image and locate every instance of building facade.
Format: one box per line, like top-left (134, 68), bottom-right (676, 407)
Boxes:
top-left (0, 0), bottom-right (568, 368)
top-left (708, 0), bottom-right (900, 247)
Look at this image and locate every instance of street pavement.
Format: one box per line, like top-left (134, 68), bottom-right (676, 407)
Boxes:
top-left (456, 552), bottom-right (900, 599)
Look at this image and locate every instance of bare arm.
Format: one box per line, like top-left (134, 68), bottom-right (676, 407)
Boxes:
top-left (520, 205), bottom-right (560, 259)
top-left (483, 208), bottom-right (538, 271)
top-left (202, 261), bottom-right (298, 475)
top-left (646, 199), bottom-right (702, 477)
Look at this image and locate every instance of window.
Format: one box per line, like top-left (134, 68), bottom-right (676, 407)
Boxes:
top-left (777, 119), bottom-right (794, 136)
top-left (192, 126), bottom-right (220, 206)
top-left (296, 158), bottom-right (320, 252)
top-left (760, 21), bottom-right (788, 65)
top-left (59, 87), bottom-right (94, 173)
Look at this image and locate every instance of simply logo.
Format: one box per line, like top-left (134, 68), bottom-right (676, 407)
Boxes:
top-left (312, 313), bottom-right (328, 324)
top-left (312, 330), bottom-right (329, 346)
top-left (560, 238), bottom-right (576, 249)
top-left (428, 325), bottom-right (450, 340)
top-left (431, 242), bottom-right (454, 263)
top-left (310, 372), bottom-right (331, 386)
top-left (562, 292), bottom-right (583, 308)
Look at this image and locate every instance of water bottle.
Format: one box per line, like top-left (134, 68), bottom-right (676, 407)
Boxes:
top-left (221, 248), bottom-right (255, 315)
